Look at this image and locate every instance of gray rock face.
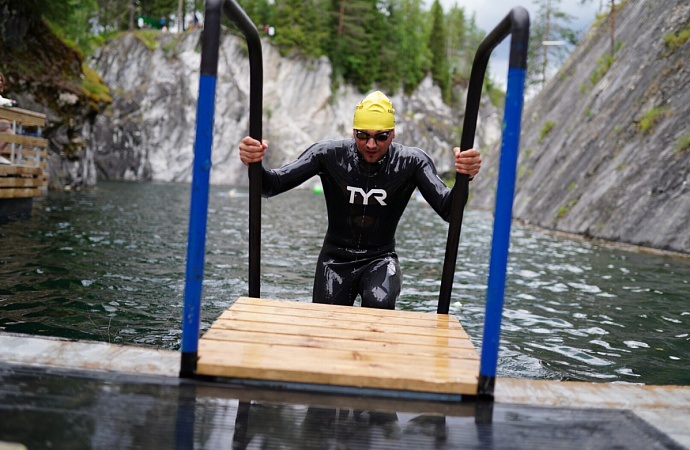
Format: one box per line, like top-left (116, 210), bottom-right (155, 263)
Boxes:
top-left (470, 0), bottom-right (690, 254)
top-left (88, 30), bottom-right (501, 189)
top-left (9, 86), bottom-right (100, 191)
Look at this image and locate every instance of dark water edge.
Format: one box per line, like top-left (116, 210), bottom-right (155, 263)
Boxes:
top-left (0, 180), bottom-right (688, 385)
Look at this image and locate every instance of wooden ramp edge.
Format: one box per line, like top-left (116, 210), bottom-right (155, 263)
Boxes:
top-left (196, 297), bottom-right (480, 396)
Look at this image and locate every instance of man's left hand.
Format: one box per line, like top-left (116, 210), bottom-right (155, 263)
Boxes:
top-left (453, 147), bottom-right (481, 178)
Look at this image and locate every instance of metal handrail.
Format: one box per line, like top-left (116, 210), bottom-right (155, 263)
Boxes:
top-left (180, 0), bottom-right (263, 377)
top-left (180, 1), bottom-right (528, 398)
top-left (435, 7), bottom-right (529, 398)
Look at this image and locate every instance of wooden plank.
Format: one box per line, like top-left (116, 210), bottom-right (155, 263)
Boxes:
top-left (0, 106), bottom-right (46, 127)
top-left (0, 165), bottom-right (43, 176)
top-left (197, 340), bottom-right (479, 394)
top-left (209, 317), bottom-right (473, 348)
top-left (199, 339), bottom-right (478, 371)
top-left (197, 297), bottom-right (480, 396)
top-left (0, 148), bottom-right (48, 160)
top-left (201, 328), bottom-right (479, 359)
top-left (230, 299), bottom-right (464, 330)
top-left (0, 177), bottom-right (41, 188)
top-left (0, 188), bottom-right (41, 198)
top-left (218, 310), bottom-right (467, 339)
top-left (235, 297), bottom-right (450, 322)
top-left (0, 134), bottom-right (48, 148)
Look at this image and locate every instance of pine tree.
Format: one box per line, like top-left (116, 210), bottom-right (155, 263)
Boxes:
top-left (273, 0), bottom-right (325, 57)
top-left (327, 0), bottom-right (381, 91)
top-left (394, 0), bottom-right (425, 94)
top-left (428, 0), bottom-right (449, 102)
top-left (374, 0), bottom-right (402, 94)
top-left (527, 0), bottom-right (575, 88)
top-left (445, 5), bottom-right (466, 79)
top-left (239, 0), bottom-right (275, 30)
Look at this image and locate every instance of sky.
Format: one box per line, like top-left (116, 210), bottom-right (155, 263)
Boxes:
top-left (438, 0), bottom-right (604, 88)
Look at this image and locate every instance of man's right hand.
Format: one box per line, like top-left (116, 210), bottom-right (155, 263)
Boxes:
top-left (238, 136), bottom-right (267, 166)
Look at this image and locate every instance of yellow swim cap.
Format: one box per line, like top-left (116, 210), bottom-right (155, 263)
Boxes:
top-left (353, 91), bottom-right (395, 130)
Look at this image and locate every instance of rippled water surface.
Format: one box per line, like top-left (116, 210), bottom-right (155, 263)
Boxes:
top-left (1, 181), bottom-right (688, 385)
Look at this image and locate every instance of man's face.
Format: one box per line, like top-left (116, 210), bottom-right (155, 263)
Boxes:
top-left (353, 129), bottom-right (395, 163)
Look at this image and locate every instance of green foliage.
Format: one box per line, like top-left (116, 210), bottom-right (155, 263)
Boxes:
top-left (428, 0), bottom-right (449, 102)
top-left (161, 38), bottom-right (180, 57)
top-left (8, 0), bottom-right (515, 98)
top-left (483, 77), bottom-right (504, 108)
top-left (663, 24), bottom-right (690, 51)
top-left (538, 120), bottom-right (556, 143)
top-left (134, 30), bottom-right (160, 51)
top-left (676, 133), bottom-right (690, 154)
top-left (590, 54), bottom-right (615, 85)
top-left (638, 106), bottom-right (669, 134)
top-left (273, 0), bottom-right (326, 57)
top-left (517, 164), bottom-right (526, 179)
top-left (395, 0), bottom-right (427, 94)
top-left (239, 0), bottom-right (274, 26)
top-left (527, 0), bottom-right (576, 88)
top-left (326, 0), bottom-right (385, 91)
top-left (556, 198), bottom-right (578, 220)
top-left (445, 5), bottom-right (466, 77)
top-left (614, 40), bottom-right (623, 53)
top-left (81, 64), bottom-right (113, 104)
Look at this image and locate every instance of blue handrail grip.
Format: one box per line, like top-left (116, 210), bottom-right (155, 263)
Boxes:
top-left (479, 67), bottom-right (527, 378)
top-left (181, 74), bottom-right (218, 355)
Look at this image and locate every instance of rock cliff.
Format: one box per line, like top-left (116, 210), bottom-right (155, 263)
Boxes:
top-left (0, 11), bottom-right (109, 190)
top-left (470, 0), bottom-right (689, 254)
top-left (87, 0), bottom-right (688, 254)
top-left (87, 30), bottom-right (501, 187)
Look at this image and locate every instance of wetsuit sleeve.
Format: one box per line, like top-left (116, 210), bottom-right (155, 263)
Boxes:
top-left (414, 151), bottom-right (456, 222)
top-left (260, 144), bottom-right (324, 197)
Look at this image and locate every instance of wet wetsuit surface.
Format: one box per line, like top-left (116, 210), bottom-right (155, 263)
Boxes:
top-left (260, 139), bottom-right (456, 308)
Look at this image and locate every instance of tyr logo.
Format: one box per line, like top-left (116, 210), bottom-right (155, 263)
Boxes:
top-left (346, 186), bottom-right (387, 205)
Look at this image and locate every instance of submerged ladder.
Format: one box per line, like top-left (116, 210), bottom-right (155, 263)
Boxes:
top-left (181, 0), bottom-right (529, 401)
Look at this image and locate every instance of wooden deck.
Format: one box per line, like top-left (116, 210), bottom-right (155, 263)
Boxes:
top-left (0, 106), bottom-right (49, 200)
top-left (196, 297), bottom-right (480, 396)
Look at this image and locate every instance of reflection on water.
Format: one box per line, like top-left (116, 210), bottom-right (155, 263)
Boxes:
top-left (0, 181), bottom-right (688, 385)
top-left (0, 366), bottom-right (677, 450)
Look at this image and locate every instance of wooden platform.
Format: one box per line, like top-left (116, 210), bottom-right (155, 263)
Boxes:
top-left (196, 297), bottom-right (480, 396)
top-left (1, 106), bottom-right (49, 198)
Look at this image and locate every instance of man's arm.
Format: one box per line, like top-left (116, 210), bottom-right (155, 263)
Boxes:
top-left (237, 135), bottom-right (325, 198)
top-left (415, 147), bottom-right (482, 222)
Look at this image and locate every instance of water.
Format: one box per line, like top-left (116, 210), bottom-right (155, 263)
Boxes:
top-left (1, 181), bottom-right (688, 385)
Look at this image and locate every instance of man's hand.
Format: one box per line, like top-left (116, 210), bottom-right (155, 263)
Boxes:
top-left (239, 136), bottom-right (268, 166)
top-left (453, 147), bottom-right (481, 178)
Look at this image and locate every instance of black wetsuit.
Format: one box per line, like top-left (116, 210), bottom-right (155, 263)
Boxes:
top-left (260, 139), bottom-right (456, 309)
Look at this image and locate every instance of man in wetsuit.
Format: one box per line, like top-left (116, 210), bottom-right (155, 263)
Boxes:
top-left (238, 91), bottom-right (481, 309)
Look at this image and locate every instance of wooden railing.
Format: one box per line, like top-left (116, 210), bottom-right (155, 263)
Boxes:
top-left (0, 106), bottom-right (49, 199)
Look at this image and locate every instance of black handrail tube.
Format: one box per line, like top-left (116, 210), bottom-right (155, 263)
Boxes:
top-left (222, 0), bottom-right (264, 298)
top-left (199, 0), bottom-right (221, 76)
top-left (437, 7), bottom-right (529, 315)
